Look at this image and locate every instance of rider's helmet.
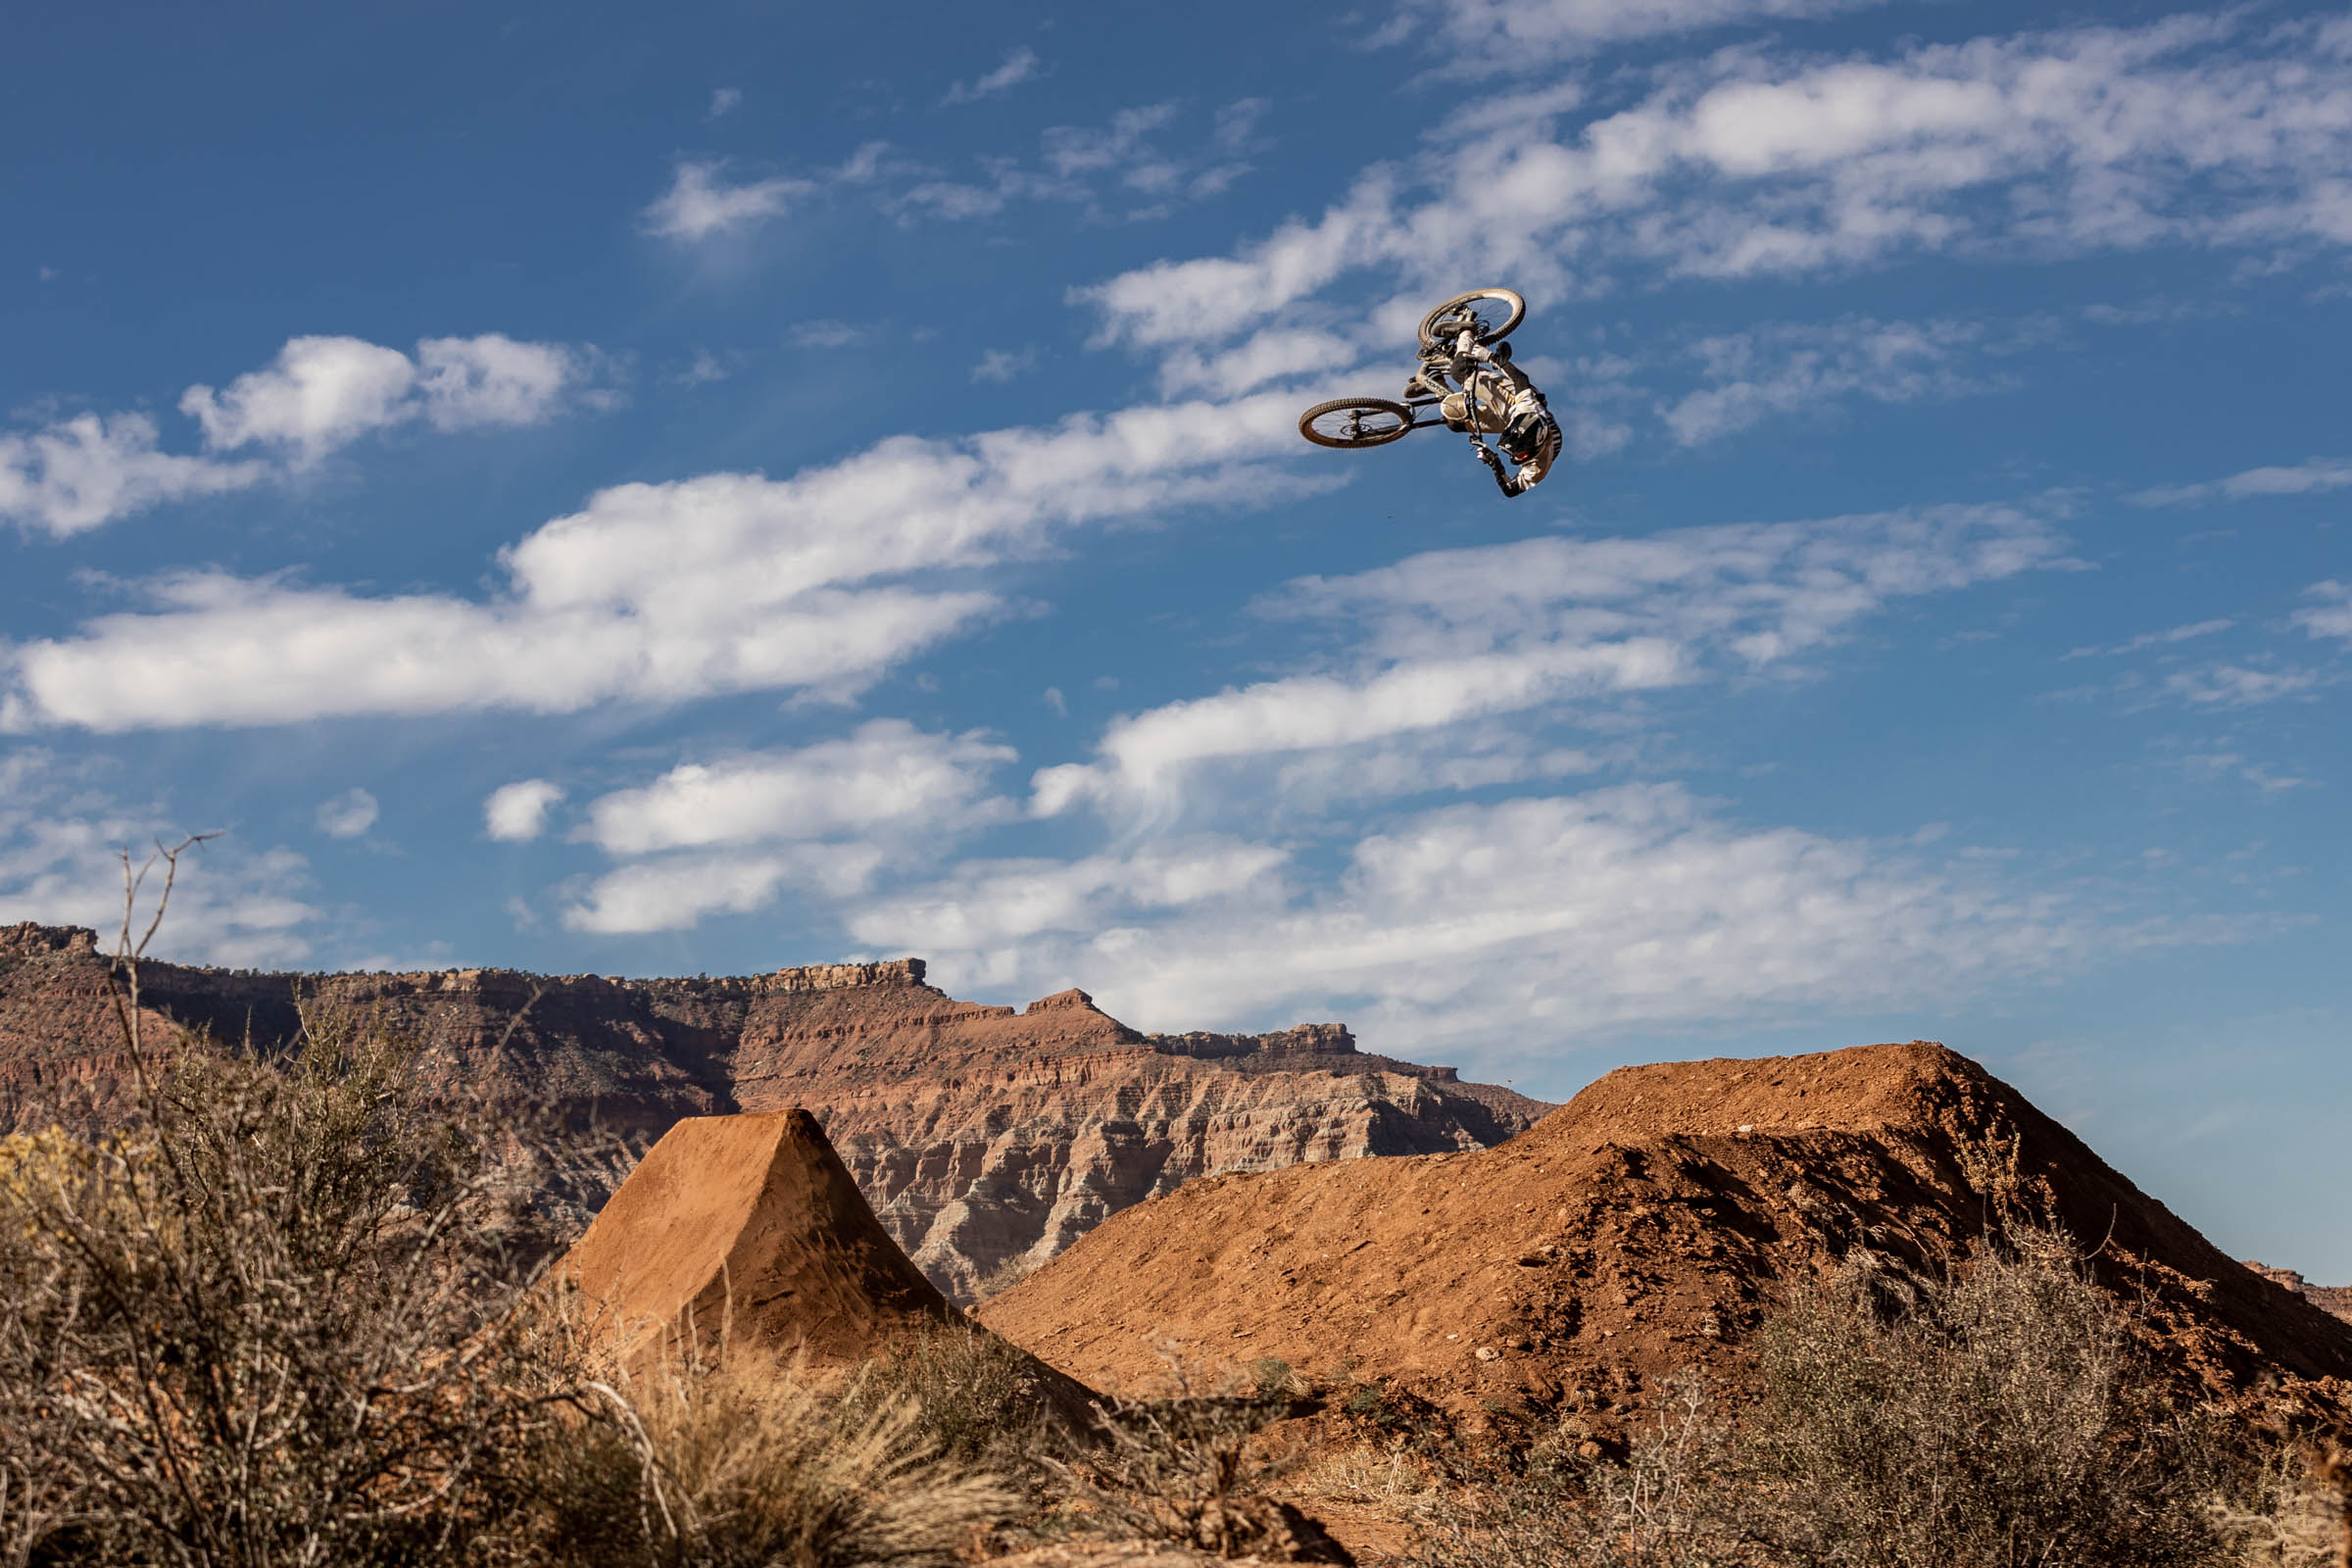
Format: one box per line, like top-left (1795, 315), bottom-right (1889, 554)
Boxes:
top-left (1501, 406), bottom-right (1546, 464)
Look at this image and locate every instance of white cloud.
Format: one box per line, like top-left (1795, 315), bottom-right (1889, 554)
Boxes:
top-left (708, 86), bottom-right (742, 118)
top-left (0, 386), bottom-right (1328, 732)
top-left (559, 722), bottom-right (1014, 934)
top-left (849, 839), bottom-right (1291, 953)
top-left (668, 347), bottom-right (736, 387)
top-left (2179, 752), bottom-right (2314, 797)
top-left (179, 334), bottom-right (588, 461)
top-left (1031, 642), bottom-right (1684, 818)
top-left (413, 335), bottom-right (588, 429)
top-left (2161, 664), bottom-right (2326, 706)
top-left (861, 784), bottom-right (2226, 1060)
top-left (0, 749), bottom-right (318, 967)
top-left (2121, 618), bottom-right (2234, 654)
top-left (1035, 503), bottom-right (2066, 813)
top-left (1155, 328), bottom-right (1365, 399)
top-left (579, 720), bottom-right (1011, 856)
top-left (943, 45), bottom-right (1042, 105)
top-left (1661, 317), bottom-right (2003, 444)
top-left (1382, 0), bottom-right (1884, 70)
top-left (1084, 16), bottom-right (2352, 348)
top-left (315, 787), bottom-right (378, 839)
top-left (181, 337), bottom-right (416, 456)
top-left (2064, 618), bottom-right (2234, 659)
top-left (893, 100), bottom-right (1251, 225)
top-left (563, 844), bottom-right (888, 936)
top-left (1213, 98), bottom-right (1270, 154)
top-left (0, 413), bottom-right (265, 538)
top-left (3, 334), bottom-right (595, 537)
top-left (2128, 458), bottom-right (2352, 508)
top-left (640, 159), bottom-right (815, 242)
top-left (484, 779), bottom-right (565, 842)
top-left (971, 347), bottom-right (1039, 383)
top-left (2293, 581), bottom-right (2352, 644)
top-left (1041, 102), bottom-right (1180, 179)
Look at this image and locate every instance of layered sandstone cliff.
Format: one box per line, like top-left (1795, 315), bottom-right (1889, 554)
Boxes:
top-left (0, 923), bottom-right (1549, 1299)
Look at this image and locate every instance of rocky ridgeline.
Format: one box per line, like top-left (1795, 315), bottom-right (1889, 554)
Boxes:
top-left (0, 924), bottom-right (1549, 1299)
top-left (2247, 1261), bottom-right (2352, 1328)
top-left (980, 1041), bottom-right (2352, 1432)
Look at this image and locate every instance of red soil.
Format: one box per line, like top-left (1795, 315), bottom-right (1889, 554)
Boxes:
top-left (554, 1108), bottom-right (964, 1364)
top-left (979, 1042), bottom-right (2352, 1431)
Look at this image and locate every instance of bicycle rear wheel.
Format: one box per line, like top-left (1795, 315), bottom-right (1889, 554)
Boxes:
top-left (1418, 287), bottom-right (1526, 350)
top-left (1298, 397), bottom-right (1417, 449)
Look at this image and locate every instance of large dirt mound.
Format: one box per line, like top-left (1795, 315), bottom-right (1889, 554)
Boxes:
top-left (557, 1107), bottom-right (965, 1363)
top-left (980, 1041), bottom-right (2352, 1428)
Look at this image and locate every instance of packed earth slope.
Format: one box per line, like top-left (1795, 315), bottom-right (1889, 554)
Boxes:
top-left (979, 1041), bottom-right (2352, 1430)
top-left (554, 1108), bottom-right (1099, 1431)
top-left (557, 1108), bottom-right (960, 1364)
top-left (0, 922), bottom-right (1549, 1299)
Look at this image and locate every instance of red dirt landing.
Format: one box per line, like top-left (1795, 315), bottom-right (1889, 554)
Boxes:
top-left (979, 1042), bottom-right (2352, 1431)
top-left (556, 1108), bottom-right (966, 1364)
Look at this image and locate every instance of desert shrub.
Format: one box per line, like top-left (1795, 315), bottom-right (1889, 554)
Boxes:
top-left (1249, 1357), bottom-right (1303, 1400)
top-left (1040, 1358), bottom-right (1348, 1561)
top-left (1409, 1223), bottom-right (2293, 1568)
top-left (0, 1006), bottom-right (588, 1568)
top-left (1407, 1370), bottom-right (1734, 1568)
top-left (835, 1319), bottom-right (1066, 1472)
top-left (1740, 1226), bottom-right (2227, 1568)
top-left (530, 1347), bottom-right (1015, 1568)
top-left (2214, 1442), bottom-right (2352, 1568)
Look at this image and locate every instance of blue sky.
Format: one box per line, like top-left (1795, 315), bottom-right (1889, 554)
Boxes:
top-left (5, 1), bottom-right (2349, 1275)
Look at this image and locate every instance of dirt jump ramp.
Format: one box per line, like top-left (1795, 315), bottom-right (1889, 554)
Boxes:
top-left (980, 1041), bottom-right (2352, 1431)
top-left (556, 1107), bottom-right (977, 1365)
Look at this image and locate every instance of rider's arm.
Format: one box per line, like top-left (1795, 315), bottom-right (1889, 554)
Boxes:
top-left (1474, 444), bottom-right (1520, 498)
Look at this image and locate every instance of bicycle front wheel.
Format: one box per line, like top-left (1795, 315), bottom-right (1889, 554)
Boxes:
top-left (1298, 397), bottom-right (1418, 449)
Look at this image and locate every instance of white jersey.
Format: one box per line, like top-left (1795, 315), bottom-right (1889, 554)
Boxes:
top-left (1440, 357), bottom-right (1561, 496)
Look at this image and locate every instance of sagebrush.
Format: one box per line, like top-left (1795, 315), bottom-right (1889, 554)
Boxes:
top-left (1410, 1223), bottom-right (2349, 1568)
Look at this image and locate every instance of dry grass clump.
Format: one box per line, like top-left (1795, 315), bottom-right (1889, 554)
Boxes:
top-left (530, 1345), bottom-right (1016, 1568)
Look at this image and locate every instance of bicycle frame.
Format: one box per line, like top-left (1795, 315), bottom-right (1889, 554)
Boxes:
top-left (1295, 294), bottom-right (1525, 449)
top-left (1396, 336), bottom-right (1508, 433)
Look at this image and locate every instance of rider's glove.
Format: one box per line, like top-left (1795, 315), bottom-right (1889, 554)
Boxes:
top-left (1475, 443), bottom-right (1520, 498)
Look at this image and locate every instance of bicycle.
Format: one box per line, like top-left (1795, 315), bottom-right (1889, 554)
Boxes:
top-left (1296, 287), bottom-right (1528, 452)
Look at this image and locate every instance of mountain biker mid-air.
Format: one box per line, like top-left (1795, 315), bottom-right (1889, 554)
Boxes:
top-left (1296, 288), bottom-right (1561, 500)
top-left (1422, 331), bottom-right (1560, 499)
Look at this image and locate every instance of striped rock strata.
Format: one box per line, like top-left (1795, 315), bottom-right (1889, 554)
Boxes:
top-left (0, 923), bottom-right (1548, 1299)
